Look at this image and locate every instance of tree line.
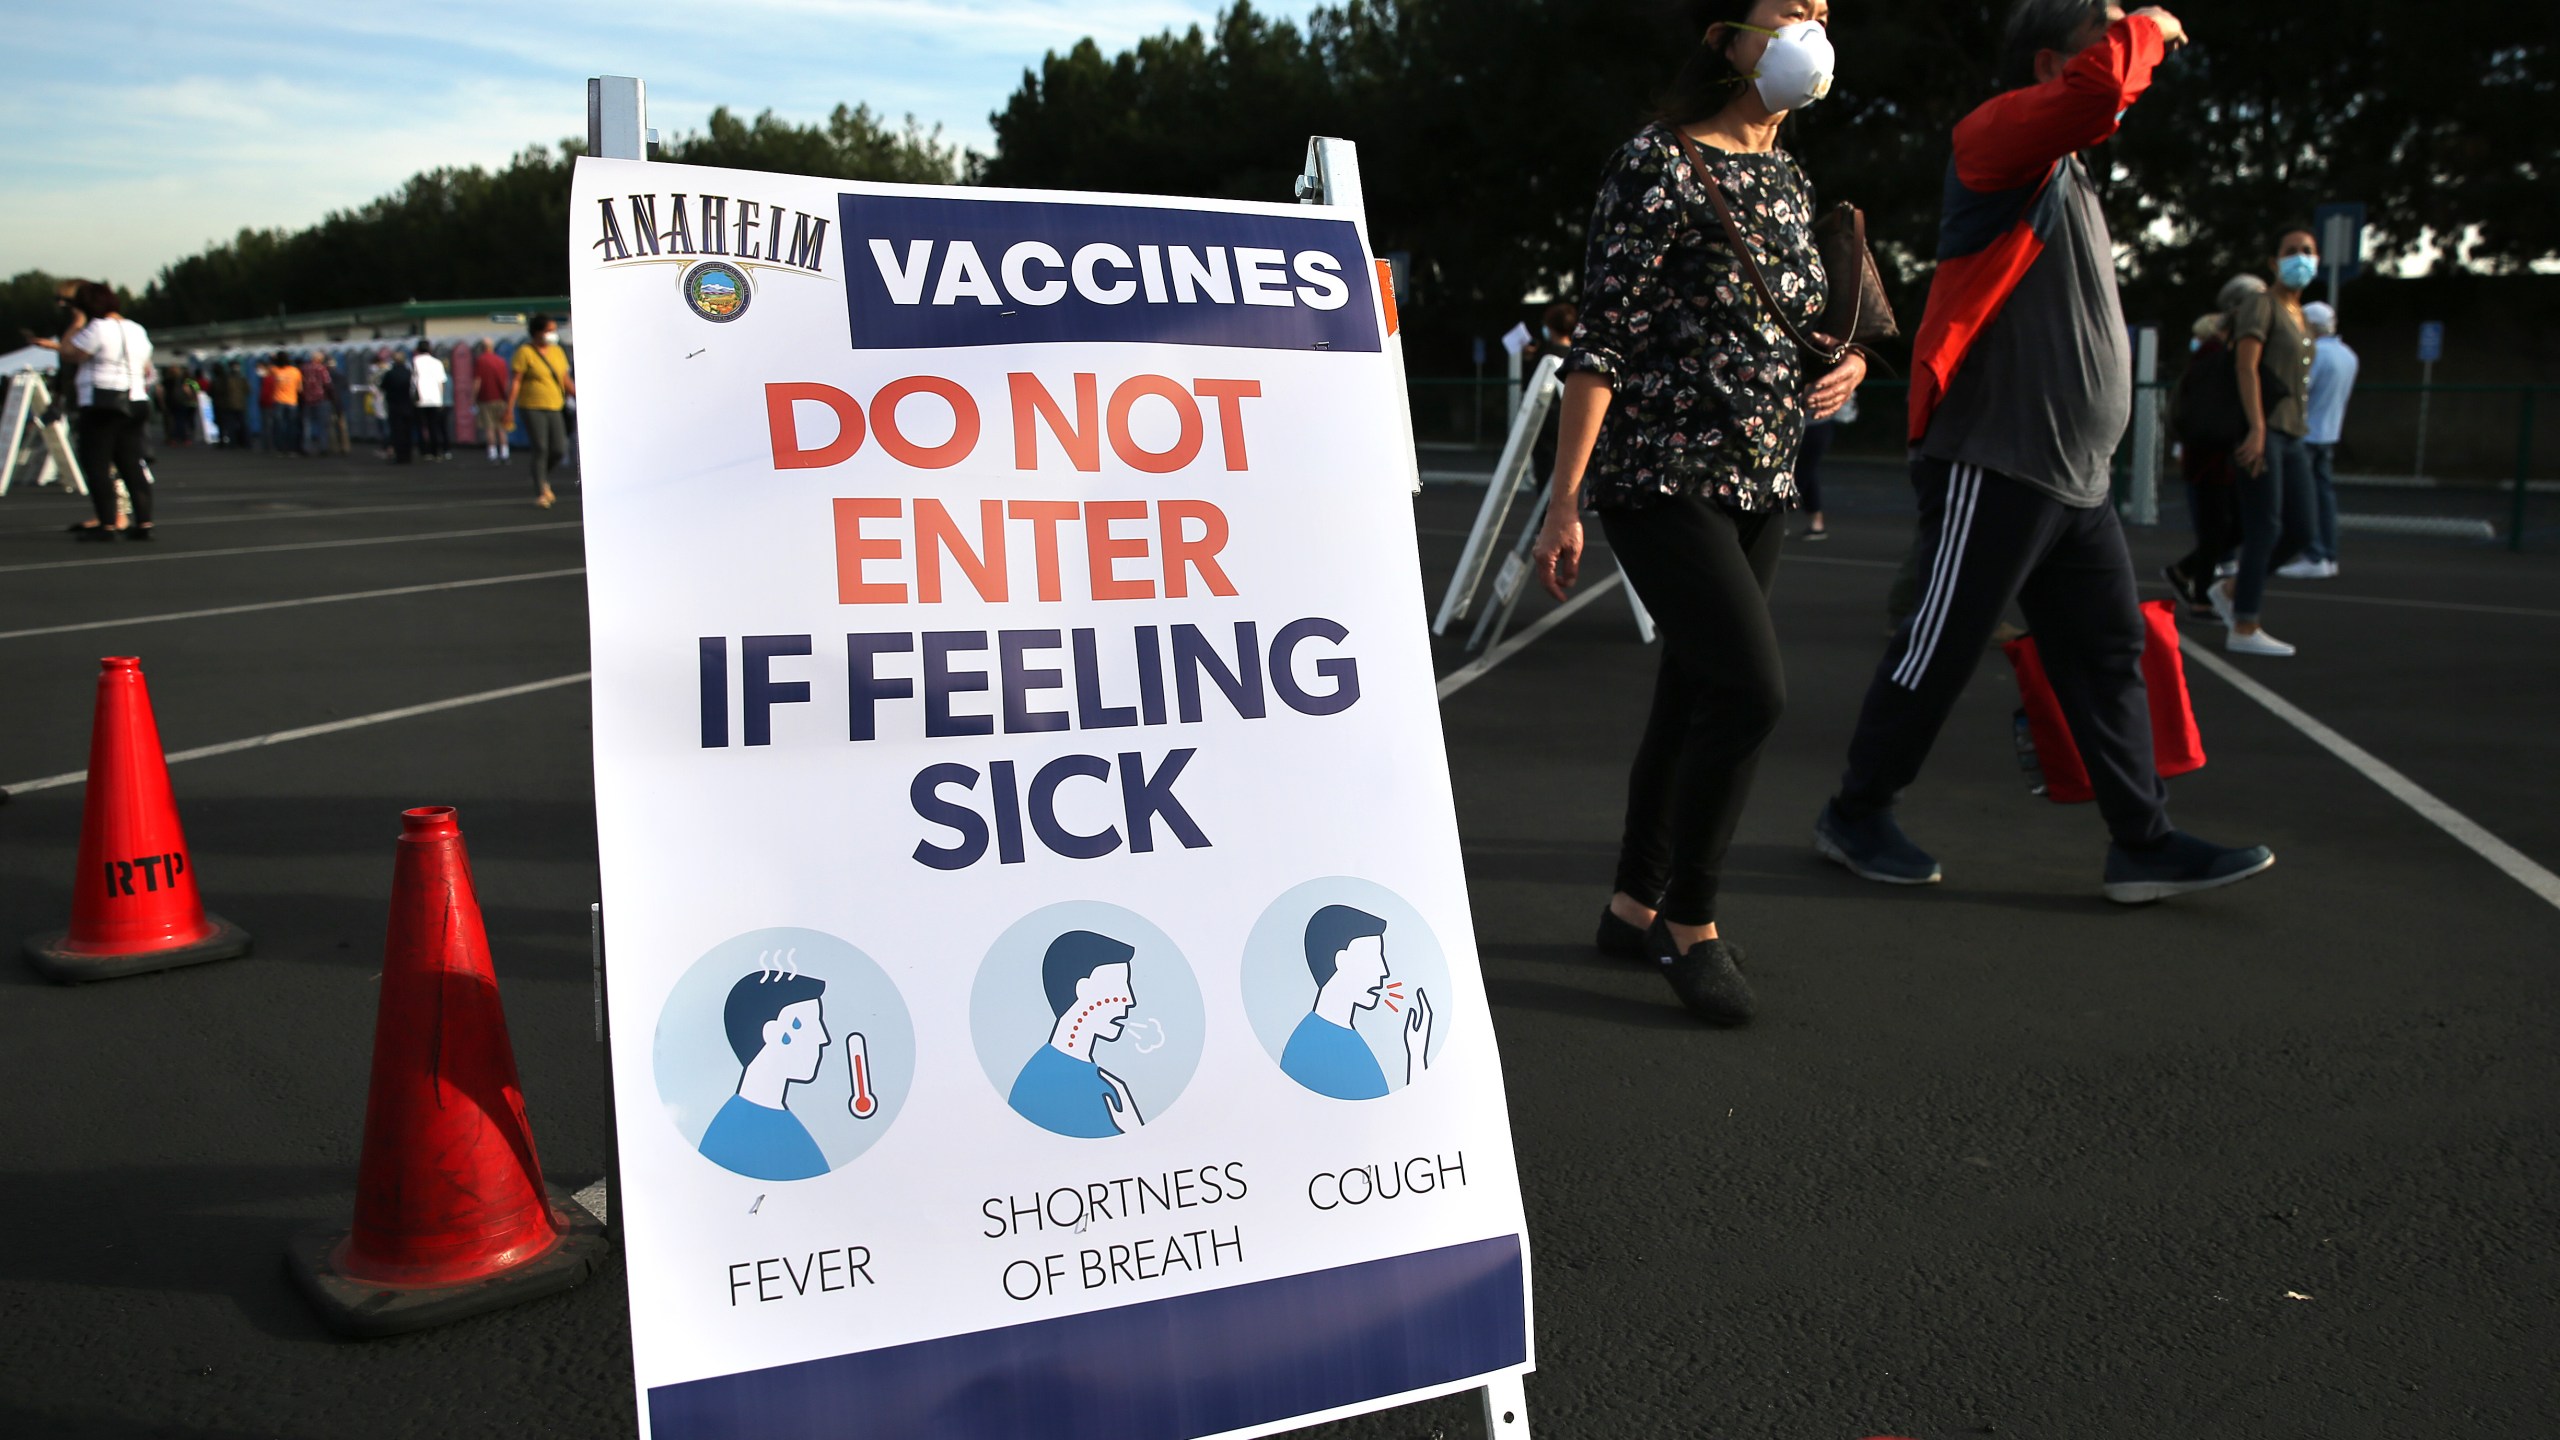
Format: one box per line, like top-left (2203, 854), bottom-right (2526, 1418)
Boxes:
top-left (10, 0), bottom-right (2549, 369)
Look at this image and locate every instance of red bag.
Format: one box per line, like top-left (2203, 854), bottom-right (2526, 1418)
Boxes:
top-left (2001, 599), bottom-right (2204, 805)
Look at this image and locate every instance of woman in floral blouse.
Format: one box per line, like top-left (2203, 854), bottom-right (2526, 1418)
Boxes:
top-left (1531, 0), bottom-right (1866, 1026)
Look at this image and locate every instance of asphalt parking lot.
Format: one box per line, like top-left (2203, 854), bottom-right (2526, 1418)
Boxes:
top-left (2, 443), bottom-right (2554, 1439)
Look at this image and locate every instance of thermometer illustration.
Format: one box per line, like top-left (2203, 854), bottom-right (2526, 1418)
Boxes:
top-left (846, 1031), bottom-right (878, 1119)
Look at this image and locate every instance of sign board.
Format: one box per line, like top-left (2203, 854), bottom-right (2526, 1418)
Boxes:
top-left (570, 155), bottom-right (1533, 1440)
top-left (2311, 201), bottom-right (2365, 283)
top-left (2417, 320), bottom-right (2444, 364)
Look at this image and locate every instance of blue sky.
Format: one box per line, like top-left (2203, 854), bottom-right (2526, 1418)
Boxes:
top-left (0, 0), bottom-right (1266, 290)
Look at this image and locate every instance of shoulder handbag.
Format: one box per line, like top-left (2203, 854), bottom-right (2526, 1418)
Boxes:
top-left (1668, 129), bottom-right (1897, 370)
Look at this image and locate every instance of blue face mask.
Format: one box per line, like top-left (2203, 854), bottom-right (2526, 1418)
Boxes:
top-left (2278, 253), bottom-right (2319, 291)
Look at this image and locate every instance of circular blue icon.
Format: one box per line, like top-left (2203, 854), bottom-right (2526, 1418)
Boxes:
top-left (653, 927), bottom-right (914, 1181)
top-left (1241, 878), bottom-right (1453, 1101)
top-left (970, 902), bottom-right (1205, 1139)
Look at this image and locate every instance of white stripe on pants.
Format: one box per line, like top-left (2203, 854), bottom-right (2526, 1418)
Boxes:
top-left (1893, 464), bottom-right (1982, 690)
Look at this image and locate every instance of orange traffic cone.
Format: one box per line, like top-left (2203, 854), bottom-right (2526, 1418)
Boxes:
top-left (286, 806), bottom-right (606, 1337)
top-left (23, 656), bottom-right (251, 983)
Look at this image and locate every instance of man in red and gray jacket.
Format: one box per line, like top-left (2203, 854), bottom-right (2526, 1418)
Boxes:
top-left (1814, 1), bottom-right (2276, 904)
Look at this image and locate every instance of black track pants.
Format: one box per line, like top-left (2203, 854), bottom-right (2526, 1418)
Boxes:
top-left (1835, 457), bottom-right (2171, 847)
top-left (76, 406), bottom-right (151, 526)
top-left (1597, 495), bottom-right (1786, 926)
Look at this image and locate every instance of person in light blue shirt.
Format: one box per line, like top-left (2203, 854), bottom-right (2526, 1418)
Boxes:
top-left (1280, 905), bottom-right (1433, 1101)
top-left (2284, 301), bottom-right (2359, 576)
top-left (698, 966), bottom-right (835, 1181)
top-left (1009, 931), bottom-right (1144, 1138)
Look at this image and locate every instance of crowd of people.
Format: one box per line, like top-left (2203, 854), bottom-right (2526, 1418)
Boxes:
top-left (17, 301), bottom-right (579, 537)
top-left (2162, 237), bottom-right (2363, 656)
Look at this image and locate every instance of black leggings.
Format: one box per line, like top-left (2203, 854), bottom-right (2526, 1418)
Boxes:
top-left (1596, 495), bottom-right (1787, 926)
top-left (76, 406), bottom-right (151, 526)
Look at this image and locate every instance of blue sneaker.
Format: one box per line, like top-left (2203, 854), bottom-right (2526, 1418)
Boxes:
top-left (1814, 800), bottom-right (1943, 885)
top-left (2102, 831), bottom-right (2275, 904)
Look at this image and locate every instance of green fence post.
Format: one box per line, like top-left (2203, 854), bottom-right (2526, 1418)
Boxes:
top-left (2514, 389), bottom-right (2536, 554)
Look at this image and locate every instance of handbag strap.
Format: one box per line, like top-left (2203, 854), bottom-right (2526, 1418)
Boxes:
top-left (1666, 128), bottom-right (1846, 368)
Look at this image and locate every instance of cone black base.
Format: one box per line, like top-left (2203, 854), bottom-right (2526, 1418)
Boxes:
top-left (285, 1185), bottom-right (611, 1339)
top-left (23, 913), bottom-right (251, 985)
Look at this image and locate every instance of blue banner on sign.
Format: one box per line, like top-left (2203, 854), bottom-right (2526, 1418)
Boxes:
top-left (647, 1234), bottom-right (1526, 1440)
top-left (840, 195), bottom-right (1380, 354)
top-left (2417, 321), bottom-right (2444, 364)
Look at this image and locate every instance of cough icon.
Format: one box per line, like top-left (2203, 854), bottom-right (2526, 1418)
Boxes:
top-left (1279, 906), bottom-right (1432, 1100)
top-left (1243, 879), bottom-right (1454, 1102)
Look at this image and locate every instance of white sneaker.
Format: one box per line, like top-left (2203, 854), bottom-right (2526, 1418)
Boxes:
top-left (2276, 557), bottom-right (2326, 579)
top-left (2208, 579), bottom-right (2237, 630)
top-left (2226, 628), bottom-right (2297, 657)
top-left (2317, 559), bottom-right (2340, 578)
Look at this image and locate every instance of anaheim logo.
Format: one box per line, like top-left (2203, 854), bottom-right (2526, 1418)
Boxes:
top-left (588, 191), bottom-right (833, 276)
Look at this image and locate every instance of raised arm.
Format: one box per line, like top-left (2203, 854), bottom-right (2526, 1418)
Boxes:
top-left (1953, 11), bottom-right (2172, 193)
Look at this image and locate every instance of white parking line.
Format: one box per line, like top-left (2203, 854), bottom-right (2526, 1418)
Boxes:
top-left (0, 521), bottom-right (580, 574)
top-left (0, 567), bottom-right (587, 641)
top-left (2180, 639), bottom-right (2560, 912)
top-left (9, 496), bottom-right (552, 534)
top-left (1437, 571), bottom-right (1625, 700)
top-left (1, 672), bottom-right (592, 797)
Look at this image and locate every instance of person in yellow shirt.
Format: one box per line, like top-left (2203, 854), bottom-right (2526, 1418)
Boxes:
top-left (268, 350), bottom-right (305, 456)
top-left (507, 314), bottom-right (575, 508)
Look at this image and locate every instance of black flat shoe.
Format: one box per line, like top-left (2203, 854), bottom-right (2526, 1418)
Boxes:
top-left (1644, 917), bottom-right (1756, 1028)
top-left (75, 525), bottom-right (119, 543)
top-left (123, 525), bottom-right (156, 541)
top-left (1595, 905), bottom-right (1649, 961)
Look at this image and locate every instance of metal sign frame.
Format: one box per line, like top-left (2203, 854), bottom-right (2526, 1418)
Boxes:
top-left (0, 372), bottom-right (84, 498)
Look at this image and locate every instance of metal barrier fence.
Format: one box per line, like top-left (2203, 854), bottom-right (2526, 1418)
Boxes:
top-left (1409, 375), bottom-right (2559, 554)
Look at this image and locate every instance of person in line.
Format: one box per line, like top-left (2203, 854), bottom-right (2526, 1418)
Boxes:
top-left (2281, 299), bottom-right (2357, 579)
top-left (510, 314), bottom-right (575, 508)
top-left (471, 338), bottom-right (514, 464)
top-left (2161, 274), bottom-right (2265, 612)
top-left (300, 351), bottom-right (336, 457)
top-left (158, 366), bottom-right (191, 446)
top-left (34, 283), bottom-right (157, 541)
top-left (1813, 0), bottom-right (2274, 904)
top-left (251, 357), bottom-right (274, 450)
top-left (215, 360), bottom-right (250, 447)
top-left (2211, 226), bottom-right (2320, 654)
top-left (267, 350), bottom-right (304, 456)
top-left (411, 341), bottom-right (450, 461)
top-left (379, 347), bottom-right (417, 464)
top-left (1532, 0), bottom-right (1865, 1025)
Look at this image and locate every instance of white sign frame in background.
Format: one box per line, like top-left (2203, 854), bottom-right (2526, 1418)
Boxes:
top-left (579, 77), bottom-right (1533, 1440)
top-left (0, 372), bottom-right (85, 498)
